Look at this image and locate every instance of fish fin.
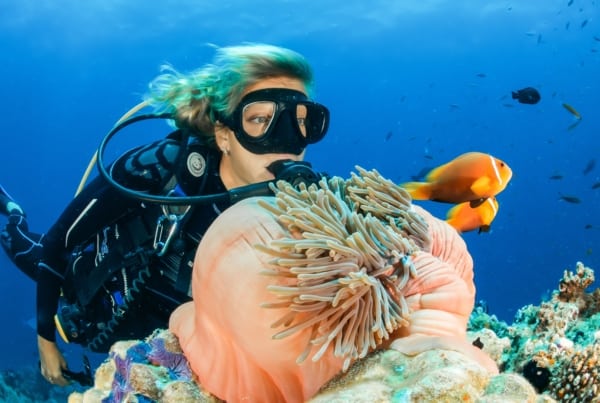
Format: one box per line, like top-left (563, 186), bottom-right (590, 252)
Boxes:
top-left (400, 182), bottom-right (431, 200)
top-left (445, 205), bottom-right (466, 232)
top-left (469, 198), bottom-right (487, 208)
top-left (478, 225), bottom-right (491, 234)
top-left (424, 164), bottom-right (446, 180)
top-left (470, 177), bottom-right (491, 196)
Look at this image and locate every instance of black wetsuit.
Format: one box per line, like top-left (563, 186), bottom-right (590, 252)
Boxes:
top-left (1, 133), bottom-right (231, 351)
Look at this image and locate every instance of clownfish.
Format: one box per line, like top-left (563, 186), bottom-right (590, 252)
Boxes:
top-left (401, 152), bottom-right (512, 205)
top-left (446, 197), bottom-right (499, 233)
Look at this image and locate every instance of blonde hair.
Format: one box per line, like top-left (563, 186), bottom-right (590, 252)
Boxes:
top-left (145, 44), bottom-right (315, 148)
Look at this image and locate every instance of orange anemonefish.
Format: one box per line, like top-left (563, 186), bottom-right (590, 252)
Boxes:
top-left (446, 196), bottom-right (499, 233)
top-left (401, 152), bottom-right (512, 205)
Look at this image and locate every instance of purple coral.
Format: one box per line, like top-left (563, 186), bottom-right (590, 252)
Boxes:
top-left (105, 353), bottom-right (134, 402)
top-left (147, 337), bottom-right (192, 380)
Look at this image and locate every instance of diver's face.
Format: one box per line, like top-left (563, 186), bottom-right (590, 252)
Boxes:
top-left (216, 77), bottom-right (307, 189)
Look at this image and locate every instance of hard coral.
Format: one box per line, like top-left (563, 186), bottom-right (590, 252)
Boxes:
top-left (557, 261), bottom-right (600, 317)
top-left (68, 329), bottom-right (215, 403)
top-left (549, 342), bottom-right (600, 402)
top-left (468, 261), bottom-right (600, 402)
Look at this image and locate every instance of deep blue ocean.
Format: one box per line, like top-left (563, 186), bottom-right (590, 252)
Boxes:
top-left (0, 0), bottom-right (598, 378)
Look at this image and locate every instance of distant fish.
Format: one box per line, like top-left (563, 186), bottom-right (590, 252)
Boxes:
top-left (581, 19), bottom-right (588, 28)
top-left (446, 197), bottom-right (499, 234)
top-left (559, 193), bottom-right (581, 204)
top-left (565, 22), bottom-right (571, 30)
top-left (594, 36), bottom-right (600, 42)
top-left (525, 31), bottom-right (537, 37)
top-left (537, 34), bottom-right (543, 44)
top-left (591, 182), bottom-right (600, 189)
top-left (549, 173), bottom-right (564, 180)
top-left (568, 0), bottom-right (574, 6)
top-left (502, 103), bottom-right (515, 108)
top-left (562, 102), bottom-right (582, 119)
top-left (582, 159), bottom-right (596, 175)
top-left (385, 131), bottom-right (393, 141)
top-left (476, 73), bottom-right (487, 78)
top-left (449, 103), bottom-right (460, 110)
top-left (512, 87), bottom-right (541, 104)
top-left (567, 119), bottom-right (582, 131)
top-left (584, 224), bottom-right (594, 229)
top-left (401, 152), bottom-right (513, 204)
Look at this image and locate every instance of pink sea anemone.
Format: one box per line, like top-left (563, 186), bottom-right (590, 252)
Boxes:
top-left (169, 169), bottom-right (496, 402)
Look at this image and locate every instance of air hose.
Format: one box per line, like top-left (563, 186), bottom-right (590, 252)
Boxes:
top-left (86, 264), bottom-right (151, 352)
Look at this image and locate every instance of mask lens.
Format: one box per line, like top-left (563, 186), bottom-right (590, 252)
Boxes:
top-left (242, 101), bottom-right (275, 137)
top-left (296, 104), bottom-right (308, 137)
top-left (303, 103), bottom-right (328, 143)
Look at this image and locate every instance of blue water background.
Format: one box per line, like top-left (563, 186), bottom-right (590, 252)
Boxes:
top-left (0, 0), bottom-right (598, 372)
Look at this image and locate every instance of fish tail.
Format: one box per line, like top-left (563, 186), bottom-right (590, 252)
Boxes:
top-left (445, 216), bottom-right (463, 232)
top-left (511, 91), bottom-right (518, 99)
top-left (445, 205), bottom-right (464, 232)
top-left (400, 182), bottom-right (431, 200)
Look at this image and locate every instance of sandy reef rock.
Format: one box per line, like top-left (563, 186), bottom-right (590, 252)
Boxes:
top-left (312, 348), bottom-right (553, 403)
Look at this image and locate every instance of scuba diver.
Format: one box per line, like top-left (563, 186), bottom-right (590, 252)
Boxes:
top-left (0, 43), bottom-right (330, 387)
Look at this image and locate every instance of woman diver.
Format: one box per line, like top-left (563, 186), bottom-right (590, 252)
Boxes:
top-left (0, 43), bottom-right (329, 386)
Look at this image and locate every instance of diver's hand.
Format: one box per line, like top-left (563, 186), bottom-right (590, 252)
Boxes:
top-left (38, 335), bottom-right (70, 386)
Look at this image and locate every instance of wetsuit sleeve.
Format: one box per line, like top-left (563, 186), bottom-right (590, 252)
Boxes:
top-left (36, 138), bottom-right (182, 341)
top-left (36, 266), bottom-right (63, 341)
top-left (0, 214), bottom-right (44, 281)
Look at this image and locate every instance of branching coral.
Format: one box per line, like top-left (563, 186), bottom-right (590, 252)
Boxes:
top-left (256, 168), bottom-right (430, 370)
top-left (557, 261), bottom-right (600, 318)
top-left (548, 342), bottom-right (600, 402)
top-left (558, 262), bottom-right (595, 303)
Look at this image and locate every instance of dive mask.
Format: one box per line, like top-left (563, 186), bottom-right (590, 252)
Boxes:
top-left (219, 88), bottom-right (330, 155)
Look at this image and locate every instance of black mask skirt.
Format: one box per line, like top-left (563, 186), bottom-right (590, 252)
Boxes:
top-left (219, 88), bottom-right (330, 155)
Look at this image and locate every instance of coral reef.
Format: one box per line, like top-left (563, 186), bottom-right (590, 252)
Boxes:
top-left (68, 329), bottom-right (219, 403)
top-left (0, 365), bottom-right (75, 402)
top-left (70, 261), bottom-right (600, 402)
top-left (470, 261), bottom-right (600, 402)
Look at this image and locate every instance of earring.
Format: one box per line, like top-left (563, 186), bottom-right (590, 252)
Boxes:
top-left (222, 148), bottom-right (230, 156)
